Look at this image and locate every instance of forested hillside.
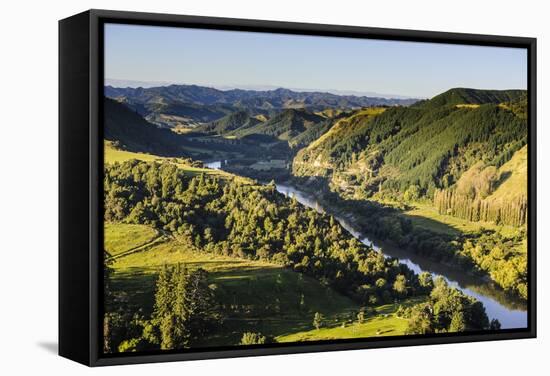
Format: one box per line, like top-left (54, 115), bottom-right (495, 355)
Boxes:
top-left (293, 88), bottom-right (527, 220)
top-left (415, 88), bottom-right (526, 109)
top-left (195, 110), bottom-right (261, 135)
top-left (104, 160), bottom-right (419, 298)
top-left (104, 97), bottom-right (187, 156)
top-left (103, 159), bottom-right (494, 352)
top-left (229, 109), bottom-right (325, 141)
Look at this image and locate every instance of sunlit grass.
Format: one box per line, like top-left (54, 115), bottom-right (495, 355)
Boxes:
top-left (104, 141), bottom-right (251, 183)
top-left (104, 223), bottom-right (159, 256)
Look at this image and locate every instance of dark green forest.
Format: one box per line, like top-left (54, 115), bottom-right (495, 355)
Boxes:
top-left (294, 90), bottom-right (527, 201)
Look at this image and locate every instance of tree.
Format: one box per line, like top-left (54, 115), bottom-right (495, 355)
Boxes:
top-left (152, 265), bottom-right (218, 350)
top-left (357, 308), bottom-right (366, 324)
top-left (449, 311), bottom-right (466, 332)
top-left (393, 274), bottom-right (408, 297)
top-left (313, 312), bottom-right (323, 330)
top-left (489, 319), bottom-right (502, 330)
top-left (405, 304), bottom-right (434, 335)
top-left (240, 332), bottom-right (267, 345)
top-left (418, 272), bottom-right (434, 293)
top-left (403, 185), bottom-right (421, 202)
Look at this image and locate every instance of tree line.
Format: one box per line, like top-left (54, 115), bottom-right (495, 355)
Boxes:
top-left (434, 189), bottom-right (527, 227)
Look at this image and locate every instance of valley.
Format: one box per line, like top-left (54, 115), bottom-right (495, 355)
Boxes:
top-left (102, 84), bottom-right (528, 354)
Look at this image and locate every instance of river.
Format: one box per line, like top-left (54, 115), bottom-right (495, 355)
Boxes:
top-left (275, 183), bottom-right (527, 329)
top-left (204, 160), bottom-right (527, 329)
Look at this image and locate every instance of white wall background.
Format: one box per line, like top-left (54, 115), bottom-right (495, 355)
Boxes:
top-left (0, 0), bottom-right (546, 374)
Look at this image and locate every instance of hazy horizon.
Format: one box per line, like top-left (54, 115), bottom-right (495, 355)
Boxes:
top-left (105, 23), bottom-right (527, 98)
top-left (104, 78), bottom-right (527, 101)
top-left (104, 78), bottom-right (424, 99)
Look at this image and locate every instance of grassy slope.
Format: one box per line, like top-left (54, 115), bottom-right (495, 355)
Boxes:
top-left (404, 203), bottom-right (520, 237)
top-left (487, 145), bottom-right (528, 203)
top-left (104, 223), bottom-right (159, 256)
top-left (109, 230), bottom-right (418, 346)
top-left (276, 298), bottom-right (422, 342)
top-left (307, 107), bottom-right (386, 151)
top-left (404, 145), bottom-right (527, 238)
top-left (104, 141), bottom-right (250, 183)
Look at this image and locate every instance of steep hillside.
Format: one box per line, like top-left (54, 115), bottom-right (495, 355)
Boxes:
top-left (415, 88), bottom-right (526, 110)
top-left (433, 145), bottom-right (528, 226)
top-left (292, 107), bottom-right (388, 176)
top-left (196, 110), bottom-right (261, 135)
top-left (293, 89), bottom-right (527, 208)
top-left (104, 97), bottom-right (186, 156)
top-left (232, 109), bottom-right (325, 141)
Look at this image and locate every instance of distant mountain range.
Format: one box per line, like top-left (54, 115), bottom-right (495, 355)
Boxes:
top-left (105, 84), bottom-right (419, 128)
top-left (105, 79), bottom-right (418, 99)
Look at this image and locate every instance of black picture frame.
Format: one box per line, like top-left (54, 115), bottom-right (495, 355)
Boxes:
top-left (59, 9), bottom-right (537, 367)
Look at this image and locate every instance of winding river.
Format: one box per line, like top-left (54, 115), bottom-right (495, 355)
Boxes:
top-left (276, 183), bottom-right (527, 329)
top-left (205, 161), bottom-right (527, 329)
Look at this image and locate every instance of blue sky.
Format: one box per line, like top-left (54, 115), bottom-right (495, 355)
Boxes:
top-left (104, 23), bottom-right (527, 98)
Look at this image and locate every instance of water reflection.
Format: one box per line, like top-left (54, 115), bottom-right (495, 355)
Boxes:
top-left (275, 183), bottom-right (527, 329)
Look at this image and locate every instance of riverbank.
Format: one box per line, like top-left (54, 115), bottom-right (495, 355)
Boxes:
top-left (274, 180), bottom-right (527, 328)
top-left (284, 177), bottom-right (526, 294)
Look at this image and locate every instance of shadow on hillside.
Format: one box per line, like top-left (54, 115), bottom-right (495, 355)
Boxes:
top-left (287, 175), bottom-right (460, 237)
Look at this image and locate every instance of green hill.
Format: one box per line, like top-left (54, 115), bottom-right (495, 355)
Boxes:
top-left (293, 89), bottom-right (527, 209)
top-left (433, 145), bottom-right (528, 226)
top-left (104, 97), bottom-right (187, 156)
top-left (417, 88), bottom-right (526, 109)
top-left (233, 108), bottom-right (325, 141)
top-left (292, 107), bottom-right (388, 176)
top-left (196, 110), bottom-right (261, 135)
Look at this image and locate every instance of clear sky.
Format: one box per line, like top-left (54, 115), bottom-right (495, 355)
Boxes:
top-left (104, 23), bottom-right (527, 98)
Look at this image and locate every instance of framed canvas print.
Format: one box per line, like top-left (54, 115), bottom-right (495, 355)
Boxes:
top-left (59, 9), bottom-right (536, 366)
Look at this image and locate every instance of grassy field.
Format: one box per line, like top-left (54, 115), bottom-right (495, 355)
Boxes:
top-left (104, 141), bottom-right (250, 183)
top-left (276, 298), bottom-right (423, 343)
top-left (105, 223), bottom-right (159, 256)
top-left (404, 202), bottom-right (521, 237)
top-left (108, 226), bottom-right (420, 346)
top-left (488, 145), bottom-right (527, 203)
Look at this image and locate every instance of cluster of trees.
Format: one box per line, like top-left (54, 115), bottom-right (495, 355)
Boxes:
top-left (152, 265), bottom-right (219, 349)
top-left (240, 332), bottom-right (271, 345)
top-left (434, 189), bottom-right (527, 227)
top-left (299, 187), bottom-right (526, 300)
top-left (398, 276), bottom-right (497, 334)
top-left (460, 231), bottom-right (527, 299)
top-left (104, 160), bottom-right (428, 306)
top-left (104, 264), bottom-right (219, 352)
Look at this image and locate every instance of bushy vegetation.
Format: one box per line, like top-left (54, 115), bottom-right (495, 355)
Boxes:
top-left (104, 160), bottom-right (425, 304)
top-left (399, 276), bottom-right (497, 334)
top-left (292, 183), bottom-right (526, 300)
top-left (240, 332), bottom-right (270, 345)
top-left (460, 231), bottom-right (527, 299)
